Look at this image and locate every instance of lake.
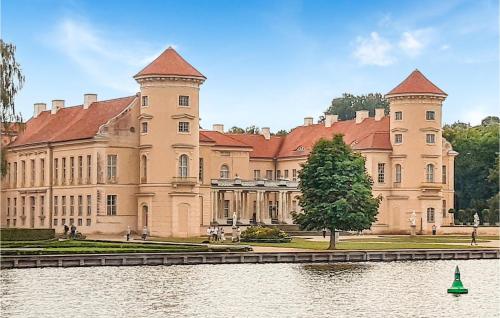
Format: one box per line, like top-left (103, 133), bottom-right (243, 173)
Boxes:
top-left (1, 259), bottom-right (499, 317)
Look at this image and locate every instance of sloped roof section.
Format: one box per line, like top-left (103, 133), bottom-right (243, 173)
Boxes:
top-left (386, 69), bottom-right (447, 96)
top-left (10, 96), bottom-right (136, 147)
top-left (134, 47), bottom-right (206, 79)
top-left (227, 134), bottom-right (284, 159)
top-left (199, 130), bottom-right (251, 148)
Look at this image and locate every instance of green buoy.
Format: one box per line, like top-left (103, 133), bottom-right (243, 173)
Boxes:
top-left (447, 266), bottom-right (468, 294)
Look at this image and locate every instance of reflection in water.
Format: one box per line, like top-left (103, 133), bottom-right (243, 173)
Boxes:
top-left (1, 260), bottom-right (499, 318)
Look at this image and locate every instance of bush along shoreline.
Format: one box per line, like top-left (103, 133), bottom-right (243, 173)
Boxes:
top-left (240, 226), bottom-right (292, 243)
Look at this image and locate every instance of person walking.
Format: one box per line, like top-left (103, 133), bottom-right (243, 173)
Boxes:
top-left (126, 226), bottom-right (131, 241)
top-left (471, 229), bottom-right (477, 246)
top-left (322, 228), bottom-right (327, 238)
top-left (142, 226), bottom-right (148, 241)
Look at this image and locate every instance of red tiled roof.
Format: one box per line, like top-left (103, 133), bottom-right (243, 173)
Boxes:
top-left (134, 47), bottom-right (205, 79)
top-left (10, 96), bottom-right (136, 147)
top-left (386, 69), bottom-right (446, 96)
top-left (199, 130), bottom-right (251, 148)
top-left (199, 117), bottom-right (391, 159)
top-left (276, 117), bottom-right (391, 158)
top-left (227, 134), bottom-right (284, 159)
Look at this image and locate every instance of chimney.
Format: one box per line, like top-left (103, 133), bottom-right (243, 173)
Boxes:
top-left (355, 110), bottom-right (369, 124)
top-left (51, 100), bottom-right (65, 114)
top-left (325, 114), bottom-right (339, 128)
top-left (261, 127), bottom-right (271, 140)
top-left (304, 117), bottom-right (313, 126)
top-left (84, 94), bottom-right (97, 109)
top-left (374, 108), bottom-right (385, 121)
top-left (33, 103), bottom-right (47, 118)
top-left (212, 124), bottom-right (224, 133)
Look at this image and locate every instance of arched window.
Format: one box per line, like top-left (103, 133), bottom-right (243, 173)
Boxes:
top-left (427, 207), bottom-right (435, 223)
top-left (426, 164), bottom-right (434, 183)
top-left (142, 205), bottom-right (148, 227)
top-left (179, 155), bottom-right (189, 177)
top-left (395, 164), bottom-right (402, 183)
top-left (141, 155), bottom-right (147, 183)
top-left (220, 164), bottom-right (229, 179)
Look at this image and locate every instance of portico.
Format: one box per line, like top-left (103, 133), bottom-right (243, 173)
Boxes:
top-left (210, 179), bottom-right (300, 225)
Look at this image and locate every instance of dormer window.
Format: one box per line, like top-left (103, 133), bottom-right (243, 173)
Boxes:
top-left (296, 146), bottom-right (305, 152)
top-left (426, 111), bottom-right (435, 120)
top-left (142, 96), bottom-right (149, 107)
top-left (179, 96), bottom-right (189, 107)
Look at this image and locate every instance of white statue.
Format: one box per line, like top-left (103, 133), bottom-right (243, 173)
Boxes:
top-left (232, 212), bottom-right (237, 228)
top-left (473, 212), bottom-right (480, 228)
top-left (409, 211), bottom-right (417, 227)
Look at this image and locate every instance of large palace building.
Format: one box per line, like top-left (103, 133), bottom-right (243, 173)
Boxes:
top-left (0, 48), bottom-right (457, 236)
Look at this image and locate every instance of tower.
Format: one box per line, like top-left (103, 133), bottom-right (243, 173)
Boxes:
top-left (134, 47), bottom-right (206, 237)
top-left (385, 69), bottom-right (449, 233)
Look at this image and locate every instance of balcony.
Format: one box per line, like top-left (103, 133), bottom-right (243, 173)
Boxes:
top-left (172, 176), bottom-right (197, 186)
top-left (420, 182), bottom-right (442, 191)
top-left (211, 178), bottom-right (299, 189)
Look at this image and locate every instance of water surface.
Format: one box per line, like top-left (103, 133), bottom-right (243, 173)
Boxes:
top-left (1, 259), bottom-right (499, 318)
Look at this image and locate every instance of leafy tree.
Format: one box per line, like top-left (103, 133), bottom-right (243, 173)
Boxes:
top-left (481, 116), bottom-right (499, 126)
top-left (245, 125), bottom-right (260, 134)
top-left (227, 126), bottom-right (245, 134)
top-left (1, 40), bottom-right (25, 177)
top-left (292, 134), bottom-right (380, 249)
top-left (273, 129), bottom-right (288, 136)
top-left (324, 93), bottom-right (389, 121)
top-left (443, 119), bottom-right (499, 212)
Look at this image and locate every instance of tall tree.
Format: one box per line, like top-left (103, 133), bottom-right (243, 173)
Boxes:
top-left (1, 40), bottom-right (24, 124)
top-left (245, 125), bottom-right (260, 134)
top-left (1, 40), bottom-right (25, 177)
top-left (292, 134), bottom-right (380, 249)
top-left (443, 118), bottom-right (499, 211)
top-left (324, 93), bottom-right (389, 121)
top-left (227, 126), bottom-right (245, 134)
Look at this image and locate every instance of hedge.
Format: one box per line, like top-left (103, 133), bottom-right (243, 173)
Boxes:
top-left (0, 228), bottom-right (55, 241)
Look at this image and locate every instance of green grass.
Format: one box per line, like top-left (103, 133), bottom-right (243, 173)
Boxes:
top-left (340, 235), bottom-right (496, 244)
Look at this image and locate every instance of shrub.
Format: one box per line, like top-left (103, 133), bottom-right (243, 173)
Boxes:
top-left (241, 226), bottom-right (291, 242)
top-left (489, 209), bottom-right (500, 225)
top-left (481, 209), bottom-right (489, 224)
top-left (1, 228), bottom-right (55, 241)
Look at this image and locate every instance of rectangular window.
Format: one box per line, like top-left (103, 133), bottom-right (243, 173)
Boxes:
top-left (377, 163), bottom-right (385, 183)
top-left (62, 196), bottom-right (67, 215)
top-left (78, 218), bottom-right (83, 226)
top-left (442, 200), bottom-right (447, 218)
top-left (40, 159), bottom-right (45, 185)
top-left (284, 170), bottom-right (289, 179)
top-left (61, 218), bottom-right (66, 226)
top-left (427, 208), bottom-right (435, 223)
top-left (426, 111), bottom-right (435, 120)
top-left (13, 198), bottom-right (17, 216)
top-left (54, 196), bottom-right (58, 216)
top-left (78, 156), bottom-right (83, 182)
top-left (293, 169), bottom-right (297, 181)
top-left (40, 195), bottom-right (45, 216)
top-left (442, 165), bottom-right (447, 184)
top-left (87, 155), bottom-right (92, 183)
top-left (141, 95), bottom-right (148, 107)
top-left (199, 158), bottom-right (204, 182)
top-left (78, 195), bottom-right (83, 216)
top-left (178, 121), bottom-right (190, 133)
top-left (70, 196), bottom-right (75, 215)
top-left (86, 219), bottom-right (91, 226)
top-left (7, 162), bottom-right (11, 185)
top-left (21, 196), bottom-right (25, 216)
top-left (62, 158), bottom-right (66, 183)
top-left (253, 170), bottom-right (261, 180)
top-left (141, 122), bottom-right (148, 133)
top-left (7, 198), bottom-right (10, 216)
top-left (30, 196), bottom-right (35, 220)
top-left (223, 200), bottom-right (229, 218)
top-left (106, 195), bottom-right (117, 215)
top-left (266, 170), bottom-right (273, 180)
top-left (395, 111), bottom-right (403, 120)
top-left (30, 159), bottom-right (35, 185)
top-left (53, 218), bottom-right (58, 226)
top-left (87, 195), bottom-right (92, 215)
top-left (70, 218), bottom-right (74, 225)
top-left (395, 134), bottom-right (403, 144)
top-left (276, 170), bottom-right (281, 179)
top-left (426, 134), bottom-right (435, 144)
top-left (54, 158), bottom-right (59, 184)
top-left (70, 157), bottom-right (75, 183)
top-left (107, 155), bottom-right (117, 181)
top-left (21, 160), bottom-right (26, 186)
top-left (179, 95), bottom-right (189, 107)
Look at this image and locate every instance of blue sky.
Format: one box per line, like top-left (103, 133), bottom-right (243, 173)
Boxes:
top-left (2, 0), bottom-right (499, 131)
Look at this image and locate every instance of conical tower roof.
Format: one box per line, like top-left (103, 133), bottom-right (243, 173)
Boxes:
top-left (134, 47), bottom-right (205, 79)
top-left (386, 69), bottom-right (446, 97)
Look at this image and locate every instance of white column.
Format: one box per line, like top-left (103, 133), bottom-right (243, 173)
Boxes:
top-left (256, 191), bottom-right (262, 223)
top-left (278, 191), bottom-right (284, 222)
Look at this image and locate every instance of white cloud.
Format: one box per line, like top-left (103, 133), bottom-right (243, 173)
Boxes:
top-left (47, 18), bottom-right (174, 92)
top-left (353, 32), bottom-right (394, 66)
top-left (398, 28), bottom-right (434, 57)
top-left (439, 44), bottom-right (450, 51)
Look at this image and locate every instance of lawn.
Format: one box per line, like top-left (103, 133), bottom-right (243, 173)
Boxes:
top-left (0, 239), bottom-right (248, 255)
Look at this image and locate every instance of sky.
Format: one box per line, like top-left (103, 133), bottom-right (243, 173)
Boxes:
top-left (2, 0), bottom-right (499, 131)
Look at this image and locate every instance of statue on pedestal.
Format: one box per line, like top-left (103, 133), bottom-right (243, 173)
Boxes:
top-left (409, 211), bottom-right (417, 236)
top-left (473, 212), bottom-right (480, 228)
